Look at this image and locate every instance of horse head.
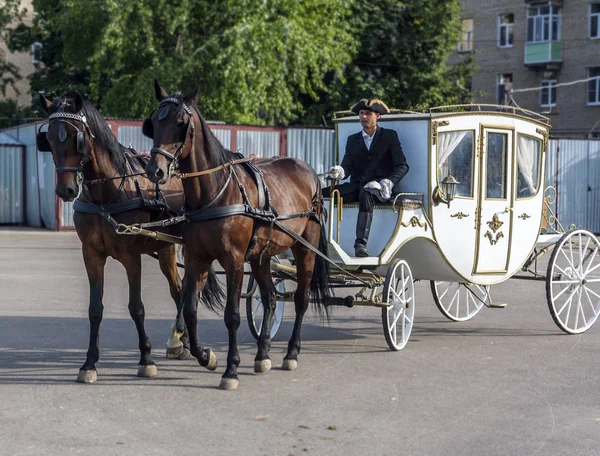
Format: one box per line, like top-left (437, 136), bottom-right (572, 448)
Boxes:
top-left (38, 92), bottom-right (93, 202)
top-left (144, 81), bottom-right (199, 184)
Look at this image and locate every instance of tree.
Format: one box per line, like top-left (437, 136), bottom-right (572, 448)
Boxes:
top-left (11, 0), bottom-right (355, 125)
top-left (10, 0), bottom-right (474, 126)
top-left (0, 99), bottom-right (38, 129)
top-left (303, 0), bottom-right (476, 124)
top-left (0, 0), bottom-right (27, 97)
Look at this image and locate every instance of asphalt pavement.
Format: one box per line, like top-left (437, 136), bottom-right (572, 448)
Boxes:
top-left (1, 228), bottom-right (599, 456)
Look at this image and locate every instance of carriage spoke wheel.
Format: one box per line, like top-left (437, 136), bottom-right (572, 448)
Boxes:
top-left (430, 281), bottom-right (488, 322)
top-left (246, 277), bottom-right (286, 340)
top-left (382, 259), bottom-right (415, 351)
top-left (546, 229), bottom-right (600, 334)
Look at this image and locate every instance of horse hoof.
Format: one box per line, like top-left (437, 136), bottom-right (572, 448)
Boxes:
top-left (218, 377), bottom-right (239, 390)
top-left (137, 364), bottom-right (158, 378)
top-left (77, 369), bottom-right (97, 384)
top-left (166, 344), bottom-right (184, 359)
top-left (282, 359), bottom-right (298, 371)
top-left (205, 349), bottom-right (218, 371)
top-left (254, 359), bottom-right (272, 374)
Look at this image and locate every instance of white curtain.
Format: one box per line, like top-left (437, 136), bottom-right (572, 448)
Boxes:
top-left (437, 131), bottom-right (468, 169)
top-left (517, 135), bottom-right (538, 194)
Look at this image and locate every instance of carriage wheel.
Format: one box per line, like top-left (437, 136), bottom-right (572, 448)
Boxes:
top-left (430, 281), bottom-right (488, 322)
top-left (382, 259), bottom-right (415, 351)
top-left (546, 229), bottom-right (600, 334)
top-left (245, 277), bottom-right (286, 340)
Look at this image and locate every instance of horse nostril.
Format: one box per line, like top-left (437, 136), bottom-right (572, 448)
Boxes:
top-left (65, 186), bottom-right (75, 196)
top-left (155, 168), bottom-right (164, 180)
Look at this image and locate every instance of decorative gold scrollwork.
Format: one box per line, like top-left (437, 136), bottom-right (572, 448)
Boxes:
top-left (450, 212), bottom-right (469, 219)
top-left (401, 216), bottom-right (428, 231)
top-left (432, 120), bottom-right (450, 145)
top-left (486, 214), bottom-right (504, 233)
top-left (518, 213), bottom-right (531, 220)
top-left (484, 231), bottom-right (504, 245)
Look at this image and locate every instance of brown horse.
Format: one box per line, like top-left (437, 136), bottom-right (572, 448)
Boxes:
top-left (37, 93), bottom-right (224, 383)
top-left (143, 82), bottom-right (330, 390)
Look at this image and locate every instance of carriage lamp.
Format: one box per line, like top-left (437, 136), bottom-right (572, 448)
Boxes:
top-left (433, 174), bottom-right (460, 208)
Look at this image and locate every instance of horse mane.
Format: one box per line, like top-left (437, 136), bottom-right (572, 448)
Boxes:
top-left (176, 96), bottom-right (235, 168)
top-left (50, 97), bottom-right (129, 175)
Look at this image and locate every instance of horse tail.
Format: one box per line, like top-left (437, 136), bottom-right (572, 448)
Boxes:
top-left (199, 267), bottom-right (226, 313)
top-left (309, 218), bottom-right (332, 320)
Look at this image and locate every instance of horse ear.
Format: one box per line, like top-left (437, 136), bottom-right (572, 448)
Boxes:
top-left (39, 92), bottom-right (52, 114)
top-left (74, 92), bottom-right (84, 112)
top-left (154, 80), bottom-right (168, 101)
top-left (184, 83), bottom-right (199, 104)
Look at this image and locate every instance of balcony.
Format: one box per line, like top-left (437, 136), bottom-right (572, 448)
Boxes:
top-left (524, 41), bottom-right (562, 68)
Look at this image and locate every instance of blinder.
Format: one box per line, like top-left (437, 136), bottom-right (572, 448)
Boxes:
top-left (77, 130), bottom-right (86, 153)
top-left (36, 131), bottom-right (52, 152)
top-left (142, 118), bottom-right (153, 138)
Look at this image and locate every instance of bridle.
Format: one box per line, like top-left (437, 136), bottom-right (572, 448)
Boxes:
top-left (147, 97), bottom-right (195, 178)
top-left (43, 109), bottom-right (95, 185)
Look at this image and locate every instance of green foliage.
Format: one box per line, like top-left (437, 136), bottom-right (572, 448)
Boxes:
top-left (6, 0), bottom-right (474, 125)
top-left (308, 0), bottom-right (475, 123)
top-left (0, 99), bottom-right (39, 129)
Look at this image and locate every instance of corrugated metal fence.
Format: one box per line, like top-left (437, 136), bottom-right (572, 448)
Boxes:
top-left (2, 119), bottom-right (598, 234)
top-left (0, 120), bottom-right (335, 229)
top-left (0, 133), bottom-right (25, 224)
top-left (545, 138), bottom-right (600, 233)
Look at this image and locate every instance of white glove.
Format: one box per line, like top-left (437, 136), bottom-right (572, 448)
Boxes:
top-left (364, 179), bottom-right (393, 203)
top-left (327, 165), bottom-right (345, 180)
top-left (379, 179), bottom-right (393, 201)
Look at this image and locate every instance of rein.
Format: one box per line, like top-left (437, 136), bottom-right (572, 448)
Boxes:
top-left (177, 155), bottom-right (257, 179)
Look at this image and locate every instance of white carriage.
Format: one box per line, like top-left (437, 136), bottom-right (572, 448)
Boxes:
top-left (246, 105), bottom-right (600, 349)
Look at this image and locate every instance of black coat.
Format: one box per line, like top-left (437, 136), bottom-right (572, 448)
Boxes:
top-left (341, 126), bottom-right (409, 186)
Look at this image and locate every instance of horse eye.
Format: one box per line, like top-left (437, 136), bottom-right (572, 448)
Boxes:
top-left (176, 118), bottom-right (185, 127)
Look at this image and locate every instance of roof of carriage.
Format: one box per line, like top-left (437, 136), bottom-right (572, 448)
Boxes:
top-left (333, 104), bottom-right (550, 129)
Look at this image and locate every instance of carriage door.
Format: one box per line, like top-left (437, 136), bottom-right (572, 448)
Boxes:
top-left (473, 127), bottom-right (513, 274)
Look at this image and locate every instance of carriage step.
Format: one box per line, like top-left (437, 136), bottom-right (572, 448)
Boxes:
top-left (484, 301), bottom-right (507, 308)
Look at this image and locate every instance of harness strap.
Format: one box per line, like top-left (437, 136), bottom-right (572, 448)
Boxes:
top-left (177, 156), bottom-right (255, 179)
top-left (73, 198), bottom-right (168, 216)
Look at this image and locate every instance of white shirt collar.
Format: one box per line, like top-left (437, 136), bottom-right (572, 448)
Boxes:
top-left (362, 128), bottom-right (376, 139)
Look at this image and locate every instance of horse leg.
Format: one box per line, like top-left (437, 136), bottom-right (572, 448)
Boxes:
top-left (158, 246), bottom-right (190, 360)
top-left (219, 262), bottom-right (245, 390)
top-left (282, 245), bottom-right (315, 372)
top-left (78, 247), bottom-right (107, 383)
top-left (249, 259), bottom-right (276, 374)
top-left (179, 256), bottom-right (218, 372)
top-left (121, 253), bottom-right (157, 378)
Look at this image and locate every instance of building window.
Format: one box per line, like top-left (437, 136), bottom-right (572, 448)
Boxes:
top-left (497, 74), bottom-right (513, 105)
top-left (527, 6), bottom-right (561, 43)
top-left (588, 67), bottom-right (600, 105)
top-left (458, 19), bottom-right (473, 52)
top-left (591, 3), bottom-right (600, 39)
top-left (498, 14), bottom-right (514, 47)
top-left (540, 74), bottom-right (557, 108)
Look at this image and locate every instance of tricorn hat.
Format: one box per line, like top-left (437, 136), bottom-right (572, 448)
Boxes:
top-left (350, 98), bottom-right (390, 114)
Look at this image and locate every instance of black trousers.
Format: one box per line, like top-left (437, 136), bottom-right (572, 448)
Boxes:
top-left (322, 181), bottom-right (376, 213)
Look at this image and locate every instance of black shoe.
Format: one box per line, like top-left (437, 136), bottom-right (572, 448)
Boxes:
top-left (354, 244), bottom-right (370, 257)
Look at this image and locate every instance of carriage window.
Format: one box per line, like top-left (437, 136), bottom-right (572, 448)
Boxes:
top-left (437, 130), bottom-right (474, 198)
top-left (486, 132), bottom-right (508, 199)
top-left (516, 135), bottom-right (541, 198)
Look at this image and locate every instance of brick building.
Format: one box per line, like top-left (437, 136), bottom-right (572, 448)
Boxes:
top-left (452, 0), bottom-right (600, 137)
